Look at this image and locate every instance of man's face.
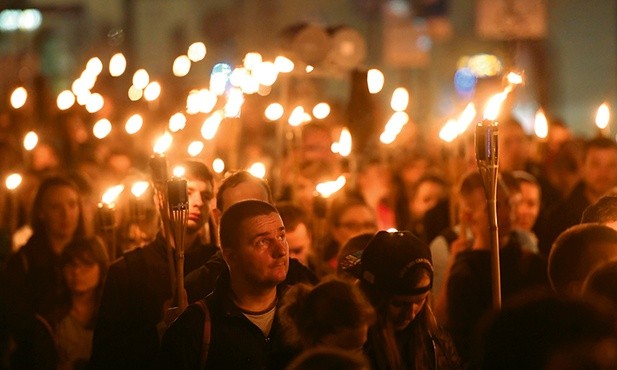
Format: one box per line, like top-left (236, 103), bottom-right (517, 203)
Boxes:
top-left (39, 185), bottom-right (80, 242)
top-left (333, 205), bottom-right (377, 247)
top-left (225, 212), bottom-right (289, 288)
top-left (186, 178), bottom-right (213, 233)
top-left (582, 148), bottom-right (617, 198)
top-left (286, 223), bottom-right (312, 266)
top-left (459, 187), bottom-right (512, 236)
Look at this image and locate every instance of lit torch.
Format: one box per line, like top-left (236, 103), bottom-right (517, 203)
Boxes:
top-left (313, 175), bottom-right (347, 259)
top-left (96, 185), bottom-right (124, 260)
top-left (595, 102), bottom-right (610, 138)
top-left (149, 133), bottom-right (177, 298)
top-left (475, 92), bottom-right (507, 309)
top-left (168, 165), bottom-right (189, 310)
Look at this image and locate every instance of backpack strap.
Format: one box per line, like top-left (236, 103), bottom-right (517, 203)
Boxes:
top-left (194, 299), bottom-right (211, 370)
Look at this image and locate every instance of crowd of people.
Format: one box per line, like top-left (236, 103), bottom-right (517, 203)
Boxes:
top-left (2, 106), bottom-right (617, 370)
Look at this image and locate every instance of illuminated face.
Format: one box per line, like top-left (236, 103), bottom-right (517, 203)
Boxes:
top-left (225, 212), bottom-right (289, 288)
top-left (286, 223), bottom-right (312, 266)
top-left (63, 257), bottom-right (101, 294)
top-left (513, 182), bottom-right (541, 231)
top-left (409, 180), bottom-right (446, 219)
top-left (582, 147), bottom-right (617, 199)
top-left (333, 205), bottom-right (377, 247)
top-left (186, 178), bottom-right (213, 233)
top-left (386, 274), bottom-right (431, 331)
top-left (39, 185), bottom-right (80, 243)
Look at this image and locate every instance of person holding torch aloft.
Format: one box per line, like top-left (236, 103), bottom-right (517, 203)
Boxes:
top-left (90, 160), bottom-right (218, 370)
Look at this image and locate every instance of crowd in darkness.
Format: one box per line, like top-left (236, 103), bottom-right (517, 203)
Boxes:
top-left (3, 85), bottom-right (617, 370)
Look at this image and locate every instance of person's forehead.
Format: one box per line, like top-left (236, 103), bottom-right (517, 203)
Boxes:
top-left (242, 212), bottom-right (283, 236)
top-left (43, 186), bottom-right (78, 200)
top-left (187, 178), bottom-right (209, 190)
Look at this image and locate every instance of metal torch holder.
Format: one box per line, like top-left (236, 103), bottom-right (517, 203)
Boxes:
top-left (475, 120), bottom-right (502, 309)
top-left (167, 179), bottom-right (189, 310)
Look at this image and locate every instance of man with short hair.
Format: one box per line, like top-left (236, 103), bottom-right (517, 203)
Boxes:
top-left (548, 223), bottom-right (617, 295)
top-left (184, 172), bottom-right (317, 303)
top-left (581, 193), bottom-right (617, 230)
top-left (90, 160), bottom-right (219, 370)
top-left (157, 200), bottom-right (297, 369)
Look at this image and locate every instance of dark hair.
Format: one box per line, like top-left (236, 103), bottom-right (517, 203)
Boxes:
top-left (279, 277), bottom-right (375, 349)
top-left (549, 224), bottom-right (617, 294)
top-left (276, 201), bottom-right (310, 233)
top-left (583, 260), bottom-right (617, 308)
top-left (286, 347), bottom-right (370, 370)
top-left (581, 195), bottom-right (617, 224)
top-left (61, 236), bottom-right (110, 287)
top-left (478, 292), bottom-right (617, 370)
top-left (30, 175), bottom-right (86, 237)
top-left (175, 159), bottom-right (214, 185)
top-left (219, 199), bottom-right (279, 251)
top-left (337, 233), bottom-right (374, 278)
top-left (215, 170), bottom-right (273, 212)
top-left (60, 236), bottom-right (110, 326)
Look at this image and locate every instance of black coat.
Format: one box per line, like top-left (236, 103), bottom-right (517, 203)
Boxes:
top-left (445, 237), bottom-right (549, 362)
top-left (157, 271), bottom-right (297, 370)
top-left (89, 234), bottom-right (218, 370)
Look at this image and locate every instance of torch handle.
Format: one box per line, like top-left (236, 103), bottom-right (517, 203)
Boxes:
top-left (154, 184), bottom-right (177, 302)
top-left (487, 198), bottom-right (501, 309)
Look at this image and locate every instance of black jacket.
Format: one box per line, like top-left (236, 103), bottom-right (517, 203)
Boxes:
top-left (89, 234), bottom-right (218, 370)
top-left (157, 271), bottom-right (297, 370)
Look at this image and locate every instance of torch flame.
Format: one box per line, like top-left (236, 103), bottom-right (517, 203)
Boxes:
top-left (172, 166), bottom-right (186, 178)
top-left (596, 103), bottom-right (610, 130)
top-left (131, 181), bottom-right (150, 198)
top-left (367, 69), bottom-right (385, 94)
top-left (338, 128), bottom-right (352, 157)
top-left (248, 162), bottom-right (266, 179)
top-left (5, 173), bottom-right (22, 191)
top-left (391, 88), bottom-right (409, 112)
top-left (153, 132), bottom-right (173, 154)
top-left (534, 109), bottom-right (549, 139)
top-left (439, 119), bottom-right (459, 143)
top-left (102, 185), bottom-right (125, 205)
top-left (23, 131), bottom-right (38, 151)
top-left (483, 91), bottom-right (508, 121)
top-left (506, 71), bottom-right (524, 87)
top-left (316, 176), bottom-right (347, 198)
top-left (457, 102), bottom-right (477, 135)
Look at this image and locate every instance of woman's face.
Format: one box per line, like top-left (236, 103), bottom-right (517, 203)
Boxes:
top-left (386, 274), bottom-right (431, 331)
top-left (39, 185), bottom-right (81, 241)
top-left (63, 256), bottom-right (101, 294)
